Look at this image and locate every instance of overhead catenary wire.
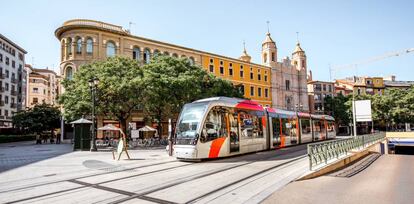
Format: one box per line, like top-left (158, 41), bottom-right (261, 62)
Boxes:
top-left (330, 48), bottom-right (414, 81)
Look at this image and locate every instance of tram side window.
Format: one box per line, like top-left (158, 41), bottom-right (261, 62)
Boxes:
top-left (201, 108), bottom-right (228, 142)
top-left (239, 110), bottom-right (263, 138)
top-left (281, 118), bottom-right (293, 136)
top-left (327, 122), bottom-right (335, 132)
top-left (282, 118), bottom-right (298, 142)
top-left (301, 119), bottom-right (311, 134)
top-left (313, 120), bottom-right (322, 132)
top-left (272, 117), bottom-right (280, 137)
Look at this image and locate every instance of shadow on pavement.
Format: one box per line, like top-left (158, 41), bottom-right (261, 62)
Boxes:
top-left (0, 141), bottom-right (73, 173)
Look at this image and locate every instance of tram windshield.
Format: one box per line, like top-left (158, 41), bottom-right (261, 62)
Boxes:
top-left (176, 103), bottom-right (208, 139)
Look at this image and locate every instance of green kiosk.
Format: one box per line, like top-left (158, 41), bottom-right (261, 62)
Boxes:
top-left (70, 118), bottom-right (93, 151)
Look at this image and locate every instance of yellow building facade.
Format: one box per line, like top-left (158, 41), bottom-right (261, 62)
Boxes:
top-left (55, 19), bottom-right (272, 107)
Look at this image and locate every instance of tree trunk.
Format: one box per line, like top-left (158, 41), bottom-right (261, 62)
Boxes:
top-left (157, 110), bottom-right (162, 138)
top-left (119, 118), bottom-right (127, 139)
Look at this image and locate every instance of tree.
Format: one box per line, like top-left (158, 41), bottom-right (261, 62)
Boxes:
top-left (59, 56), bottom-right (144, 133)
top-left (141, 55), bottom-right (244, 134)
top-left (324, 93), bottom-right (351, 126)
top-left (13, 104), bottom-right (61, 135)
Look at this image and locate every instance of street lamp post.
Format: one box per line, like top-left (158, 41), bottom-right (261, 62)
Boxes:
top-left (295, 103), bottom-right (303, 144)
top-left (89, 77), bottom-right (99, 152)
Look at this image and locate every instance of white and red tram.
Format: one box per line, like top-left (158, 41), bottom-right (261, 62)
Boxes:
top-left (173, 97), bottom-right (335, 160)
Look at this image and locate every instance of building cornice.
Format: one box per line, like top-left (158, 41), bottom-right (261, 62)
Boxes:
top-left (0, 33), bottom-right (27, 54)
top-left (55, 19), bottom-right (271, 69)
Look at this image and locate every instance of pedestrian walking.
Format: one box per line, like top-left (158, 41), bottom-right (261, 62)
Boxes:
top-left (56, 133), bottom-right (61, 144)
top-left (42, 134), bottom-right (48, 144)
top-left (36, 134), bottom-right (41, 144)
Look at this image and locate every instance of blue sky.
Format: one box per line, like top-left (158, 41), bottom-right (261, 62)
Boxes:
top-left (1, 0), bottom-right (413, 81)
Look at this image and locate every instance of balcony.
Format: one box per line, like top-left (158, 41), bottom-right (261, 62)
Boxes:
top-left (0, 74), bottom-right (5, 79)
top-left (11, 78), bottom-right (17, 84)
top-left (0, 116), bottom-right (4, 119)
top-left (0, 87), bottom-right (4, 92)
top-left (11, 90), bottom-right (17, 96)
top-left (0, 101), bottom-right (4, 106)
top-left (10, 103), bottom-right (17, 108)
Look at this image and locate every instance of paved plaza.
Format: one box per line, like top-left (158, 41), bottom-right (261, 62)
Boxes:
top-left (264, 154), bottom-right (414, 204)
top-left (0, 141), bottom-right (310, 204)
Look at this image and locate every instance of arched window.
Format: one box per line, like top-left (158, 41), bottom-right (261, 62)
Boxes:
top-left (76, 38), bottom-right (82, 54)
top-left (132, 47), bottom-right (140, 61)
top-left (86, 38), bottom-right (93, 54)
top-left (106, 41), bottom-right (116, 57)
top-left (67, 38), bottom-right (72, 55)
top-left (143, 48), bottom-right (151, 64)
top-left (263, 53), bottom-right (267, 63)
top-left (181, 55), bottom-right (186, 58)
top-left (163, 51), bottom-right (170, 56)
top-left (153, 49), bottom-right (160, 57)
top-left (172, 53), bottom-right (178, 58)
top-left (189, 57), bottom-right (195, 65)
top-left (65, 66), bottom-right (73, 80)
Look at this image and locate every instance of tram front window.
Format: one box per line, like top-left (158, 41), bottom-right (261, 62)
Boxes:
top-left (176, 103), bottom-right (208, 144)
top-left (201, 107), bottom-right (228, 142)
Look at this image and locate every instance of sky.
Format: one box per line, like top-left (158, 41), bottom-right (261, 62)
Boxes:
top-left (1, 0), bottom-right (413, 81)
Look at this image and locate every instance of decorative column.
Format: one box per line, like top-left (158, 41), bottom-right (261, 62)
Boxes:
top-left (82, 37), bottom-right (86, 59)
top-left (70, 38), bottom-right (75, 59)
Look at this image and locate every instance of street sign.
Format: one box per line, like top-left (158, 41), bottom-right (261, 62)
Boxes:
top-left (354, 100), bottom-right (372, 122)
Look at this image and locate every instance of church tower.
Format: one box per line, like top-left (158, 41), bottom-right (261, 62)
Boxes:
top-left (261, 31), bottom-right (277, 67)
top-left (292, 42), bottom-right (306, 71)
top-left (292, 41), bottom-right (309, 111)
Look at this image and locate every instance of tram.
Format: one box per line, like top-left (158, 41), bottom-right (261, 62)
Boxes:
top-left (173, 97), bottom-right (335, 160)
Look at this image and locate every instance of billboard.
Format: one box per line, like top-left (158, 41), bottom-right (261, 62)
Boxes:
top-left (354, 100), bottom-right (372, 122)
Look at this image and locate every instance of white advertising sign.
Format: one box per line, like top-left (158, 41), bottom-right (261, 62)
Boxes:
top-left (354, 100), bottom-right (372, 122)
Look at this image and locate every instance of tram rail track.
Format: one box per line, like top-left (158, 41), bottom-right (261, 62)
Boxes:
top-left (107, 149), bottom-right (307, 204)
top-left (3, 145), bottom-right (308, 204)
top-left (0, 160), bottom-right (181, 194)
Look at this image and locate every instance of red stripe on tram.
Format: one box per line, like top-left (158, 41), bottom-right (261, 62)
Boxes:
top-left (208, 137), bottom-right (226, 158)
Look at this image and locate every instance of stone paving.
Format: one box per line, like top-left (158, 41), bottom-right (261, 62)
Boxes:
top-left (0, 141), bottom-right (309, 204)
top-left (263, 154), bottom-right (414, 204)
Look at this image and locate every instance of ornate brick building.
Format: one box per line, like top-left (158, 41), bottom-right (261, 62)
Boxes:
top-left (55, 19), bottom-right (309, 137)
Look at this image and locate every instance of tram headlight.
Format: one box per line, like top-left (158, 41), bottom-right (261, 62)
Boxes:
top-left (191, 133), bottom-right (199, 145)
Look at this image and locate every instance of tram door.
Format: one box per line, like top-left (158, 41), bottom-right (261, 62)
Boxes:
top-left (271, 117), bottom-right (281, 148)
top-left (229, 111), bottom-right (240, 153)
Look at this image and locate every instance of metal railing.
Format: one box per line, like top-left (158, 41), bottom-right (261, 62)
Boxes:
top-left (307, 132), bottom-right (385, 170)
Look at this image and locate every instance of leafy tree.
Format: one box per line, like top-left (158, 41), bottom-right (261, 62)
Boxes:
top-left (324, 93), bottom-right (351, 126)
top-left (141, 55), bottom-right (244, 134)
top-left (13, 104), bottom-right (61, 135)
top-left (59, 56), bottom-right (144, 133)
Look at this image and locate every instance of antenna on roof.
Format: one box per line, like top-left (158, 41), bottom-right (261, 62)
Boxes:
top-left (31, 57), bottom-right (35, 67)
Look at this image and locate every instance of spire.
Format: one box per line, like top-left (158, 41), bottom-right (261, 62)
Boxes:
top-left (239, 40), bottom-right (251, 62)
top-left (267, 21), bottom-right (270, 33)
top-left (293, 31), bottom-right (304, 54)
top-left (296, 31), bottom-right (299, 43)
top-left (293, 42), bottom-right (304, 53)
top-left (243, 40), bottom-right (249, 56)
top-left (262, 21), bottom-right (275, 45)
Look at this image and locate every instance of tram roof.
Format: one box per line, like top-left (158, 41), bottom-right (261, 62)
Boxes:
top-left (193, 97), bottom-right (264, 111)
